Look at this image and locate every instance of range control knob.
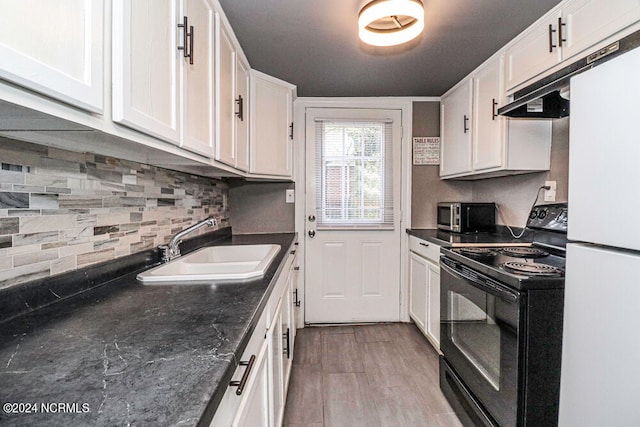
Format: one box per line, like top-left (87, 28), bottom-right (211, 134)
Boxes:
top-left (529, 210), bottom-right (538, 220)
top-left (537, 210), bottom-right (547, 220)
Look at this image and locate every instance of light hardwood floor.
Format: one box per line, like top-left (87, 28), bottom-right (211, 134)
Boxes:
top-left (283, 323), bottom-right (463, 427)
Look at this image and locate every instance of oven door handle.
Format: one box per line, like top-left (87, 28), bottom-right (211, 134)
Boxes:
top-left (441, 260), bottom-right (519, 303)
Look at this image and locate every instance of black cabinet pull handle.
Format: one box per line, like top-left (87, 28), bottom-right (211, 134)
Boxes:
top-left (177, 16), bottom-right (189, 58)
top-left (177, 17), bottom-right (194, 64)
top-left (558, 17), bottom-right (566, 48)
top-left (283, 328), bottom-right (290, 359)
top-left (294, 288), bottom-right (301, 307)
top-left (492, 98), bottom-right (498, 120)
top-left (229, 355), bottom-right (256, 395)
top-left (188, 25), bottom-right (194, 64)
top-left (419, 242), bottom-right (429, 247)
top-left (289, 122), bottom-right (294, 140)
top-left (463, 115), bottom-right (469, 133)
top-left (235, 95), bottom-right (244, 121)
top-left (548, 23), bottom-right (557, 52)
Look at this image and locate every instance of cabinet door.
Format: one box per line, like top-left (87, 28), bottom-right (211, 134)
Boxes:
top-left (235, 56), bottom-right (251, 172)
top-left (561, 0), bottom-right (640, 62)
top-left (472, 56), bottom-right (505, 172)
top-left (181, 0), bottom-right (215, 157)
top-left (426, 260), bottom-right (441, 348)
top-left (440, 80), bottom-right (472, 177)
top-left (250, 72), bottom-right (293, 176)
top-left (0, 0), bottom-right (103, 112)
top-left (409, 252), bottom-right (428, 332)
top-left (231, 342), bottom-right (270, 427)
top-left (505, 11), bottom-right (562, 90)
top-left (281, 276), bottom-right (293, 394)
top-left (112, 0), bottom-right (180, 144)
top-left (216, 15), bottom-right (236, 167)
top-left (268, 298), bottom-right (285, 427)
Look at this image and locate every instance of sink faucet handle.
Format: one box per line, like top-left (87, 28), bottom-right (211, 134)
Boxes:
top-left (159, 245), bottom-right (171, 263)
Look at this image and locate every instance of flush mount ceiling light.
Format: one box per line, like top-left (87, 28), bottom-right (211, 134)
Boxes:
top-left (358, 0), bottom-right (425, 47)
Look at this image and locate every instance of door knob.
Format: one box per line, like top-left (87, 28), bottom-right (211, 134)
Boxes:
top-left (308, 230), bottom-right (316, 238)
top-left (308, 215), bottom-right (316, 222)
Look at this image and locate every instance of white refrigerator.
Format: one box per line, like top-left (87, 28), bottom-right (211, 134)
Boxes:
top-left (559, 44), bottom-right (640, 426)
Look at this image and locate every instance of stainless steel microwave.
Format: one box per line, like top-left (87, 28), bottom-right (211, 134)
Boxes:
top-left (437, 202), bottom-right (496, 233)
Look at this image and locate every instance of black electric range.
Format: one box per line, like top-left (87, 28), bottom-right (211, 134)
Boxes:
top-left (441, 203), bottom-right (568, 291)
top-left (439, 203), bottom-right (567, 427)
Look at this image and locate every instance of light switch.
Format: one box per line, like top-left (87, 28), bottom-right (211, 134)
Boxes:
top-left (286, 189), bottom-right (295, 203)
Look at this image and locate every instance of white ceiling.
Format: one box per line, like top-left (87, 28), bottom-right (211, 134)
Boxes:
top-left (218, 0), bottom-right (562, 97)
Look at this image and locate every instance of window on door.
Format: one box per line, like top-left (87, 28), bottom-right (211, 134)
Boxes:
top-left (314, 119), bottom-right (394, 229)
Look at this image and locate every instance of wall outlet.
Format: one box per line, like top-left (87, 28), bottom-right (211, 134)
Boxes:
top-left (544, 181), bottom-right (556, 202)
top-left (285, 189), bottom-right (295, 204)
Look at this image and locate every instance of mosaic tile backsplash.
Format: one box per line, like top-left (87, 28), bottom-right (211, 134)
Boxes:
top-left (0, 137), bottom-right (229, 289)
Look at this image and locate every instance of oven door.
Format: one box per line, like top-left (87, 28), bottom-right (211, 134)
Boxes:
top-left (440, 257), bottom-right (522, 427)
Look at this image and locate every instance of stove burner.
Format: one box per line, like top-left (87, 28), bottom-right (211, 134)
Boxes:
top-left (458, 247), bottom-right (497, 257)
top-left (503, 261), bottom-right (563, 276)
top-left (500, 247), bottom-right (549, 258)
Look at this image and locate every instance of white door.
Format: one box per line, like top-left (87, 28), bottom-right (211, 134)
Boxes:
top-left (305, 108), bottom-right (402, 323)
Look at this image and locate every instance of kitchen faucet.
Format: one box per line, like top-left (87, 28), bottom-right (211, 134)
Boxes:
top-left (159, 216), bottom-right (217, 263)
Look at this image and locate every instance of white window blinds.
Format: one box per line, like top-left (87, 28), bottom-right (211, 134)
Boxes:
top-left (314, 119), bottom-right (394, 229)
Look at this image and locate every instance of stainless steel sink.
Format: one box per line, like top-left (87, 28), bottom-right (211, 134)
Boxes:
top-left (137, 244), bottom-right (281, 284)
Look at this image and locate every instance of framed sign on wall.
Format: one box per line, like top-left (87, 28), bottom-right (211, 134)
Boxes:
top-left (413, 137), bottom-right (439, 165)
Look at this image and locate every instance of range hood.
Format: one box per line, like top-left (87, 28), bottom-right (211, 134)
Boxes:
top-left (499, 28), bottom-right (640, 118)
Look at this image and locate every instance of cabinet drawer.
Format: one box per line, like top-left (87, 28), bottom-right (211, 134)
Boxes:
top-left (409, 236), bottom-right (441, 263)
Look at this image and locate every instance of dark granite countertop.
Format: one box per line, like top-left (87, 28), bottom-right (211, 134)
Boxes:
top-left (406, 228), bottom-right (532, 247)
top-left (0, 232), bottom-right (297, 426)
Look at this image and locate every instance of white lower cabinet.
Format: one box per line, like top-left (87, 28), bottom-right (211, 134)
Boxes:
top-left (211, 245), bottom-right (297, 426)
top-left (408, 236), bottom-right (441, 350)
top-left (231, 340), bottom-right (270, 427)
top-left (268, 297), bottom-right (285, 427)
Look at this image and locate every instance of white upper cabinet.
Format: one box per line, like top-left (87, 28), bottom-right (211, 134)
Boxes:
top-left (216, 14), bottom-right (251, 171)
top-left (112, 0), bottom-right (180, 144)
top-left (216, 14), bottom-right (236, 167)
top-left (506, 0), bottom-right (640, 91)
top-left (113, 0), bottom-right (215, 157)
top-left (473, 56), bottom-right (504, 171)
top-left (561, 0), bottom-right (640, 60)
top-left (440, 79), bottom-right (473, 177)
top-left (235, 57), bottom-right (251, 172)
top-left (180, 0), bottom-right (215, 157)
top-left (505, 11), bottom-right (562, 92)
top-left (250, 71), bottom-right (295, 177)
top-left (0, 0), bottom-right (104, 113)
top-left (441, 55), bottom-right (552, 180)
